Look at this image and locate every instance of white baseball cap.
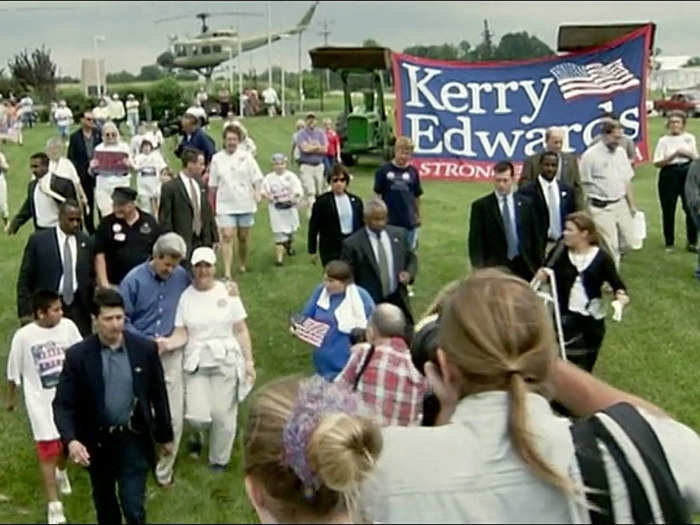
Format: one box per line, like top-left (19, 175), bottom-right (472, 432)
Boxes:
top-left (191, 247), bottom-right (216, 266)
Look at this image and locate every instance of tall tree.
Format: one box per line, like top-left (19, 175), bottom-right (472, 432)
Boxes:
top-left (7, 45), bottom-right (57, 98)
top-left (493, 31), bottom-right (553, 60)
top-left (362, 38), bottom-right (380, 47)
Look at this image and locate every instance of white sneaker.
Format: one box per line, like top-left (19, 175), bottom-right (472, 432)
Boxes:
top-left (55, 468), bottom-right (72, 495)
top-left (47, 501), bottom-right (66, 525)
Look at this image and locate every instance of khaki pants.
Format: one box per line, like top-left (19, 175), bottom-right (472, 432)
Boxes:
top-left (155, 348), bottom-right (184, 485)
top-left (299, 163), bottom-right (325, 211)
top-left (184, 367), bottom-right (239, 466)
top-left (588, 199), bottom-right (635, 269)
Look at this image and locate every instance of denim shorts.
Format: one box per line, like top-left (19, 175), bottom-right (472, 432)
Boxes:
top-left (217, 212), bottom-right (255, 228)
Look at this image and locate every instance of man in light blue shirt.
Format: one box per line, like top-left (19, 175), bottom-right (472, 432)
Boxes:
top-left (295, 112), bottom-right (328, 215)
top-left (119, 232), bottom-right (190, 487)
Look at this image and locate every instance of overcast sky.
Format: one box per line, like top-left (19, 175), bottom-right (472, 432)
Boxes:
top-left (1, 1), bottom-right (699, 78)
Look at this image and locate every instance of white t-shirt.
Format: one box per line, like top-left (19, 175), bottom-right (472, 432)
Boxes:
top-left (7, 319), bottom-right (82, 441)
top-left (262, 87), bottom-right (278, 105)
top-left (134, 151), bottom-right (167, 198)
top-left (208, 148), bottom-right (263, 214)
top-left (126, 100), bottom-right (140, 114)
top-left (653, 133), bottom-right (698, 165)
top-left (54, 107), bottom-right (73, 127)
top-left (175, 281), bottom-right (247, 369)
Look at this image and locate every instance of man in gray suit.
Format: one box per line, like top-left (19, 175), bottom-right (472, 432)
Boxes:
top-left (519, 126), bottom-right (583, 209)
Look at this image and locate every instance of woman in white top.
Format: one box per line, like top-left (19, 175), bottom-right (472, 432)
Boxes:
top-left (133, 139), bottom-right (167, 216)
top-left (158, 247), bottom-right (255, 470)
top-left (89, 122), bottom-right (133, 218)
top-left (209, 124), bottom-right (263, 278)
top-left (45, 137), bottom-right (88, 212)
top-left (653, 110), bottom-right (699, 251)
top-left (0, 149), bottom-right (9, 223)
top-left (261, 153), bottom-right (303, 266)
top-left (535, 211), bottom-right (628, 372)
top-left (360, 269), bottom-right (700, 524)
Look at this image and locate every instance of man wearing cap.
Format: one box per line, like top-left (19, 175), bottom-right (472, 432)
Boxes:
top-left (294, 112), bottom-right (328, 216)
top-left (94, 187), bottom-right (161, 288)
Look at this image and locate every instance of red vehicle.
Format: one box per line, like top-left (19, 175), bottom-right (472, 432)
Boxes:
top-left (653, 90), bottom-right (700, 117)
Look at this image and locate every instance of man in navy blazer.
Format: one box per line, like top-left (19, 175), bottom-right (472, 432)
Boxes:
top-left (469, 161), bottom-right (545, 281)
top-left (53, 287), bottom-right (173, 524)
top-left (174, 113), bottom-right (215, 166)
top-left (518, 151), bottom-right (578, 255)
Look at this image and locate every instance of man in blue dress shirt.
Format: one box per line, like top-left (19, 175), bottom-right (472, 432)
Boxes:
top-left (119, 232), bottom-right (190, 487)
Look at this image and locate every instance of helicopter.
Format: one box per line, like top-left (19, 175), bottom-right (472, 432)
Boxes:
top-left (155, 2), bottom-right (319, 83)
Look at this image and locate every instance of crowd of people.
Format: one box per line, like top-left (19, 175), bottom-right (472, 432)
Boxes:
top-left (2, 100), bottom-right (700, 525)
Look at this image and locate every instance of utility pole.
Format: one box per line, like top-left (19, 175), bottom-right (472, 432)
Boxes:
top-left (482, 19), bottom-right (494, 60)
top-left (317, 19), bottom-right (334, 91)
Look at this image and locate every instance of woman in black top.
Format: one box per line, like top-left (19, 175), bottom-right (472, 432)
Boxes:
top-left (536, 211), bottom-right (629, 372)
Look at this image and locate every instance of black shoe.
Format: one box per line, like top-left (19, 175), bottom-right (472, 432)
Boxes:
top-left (187, 432), bottom-right (203, 459)
top-left (209, 463), bottom-right (226, 473)
top-left (275, 260), bottom-right (283, 267)
top-left (686, 244), bottom-right (698, 253)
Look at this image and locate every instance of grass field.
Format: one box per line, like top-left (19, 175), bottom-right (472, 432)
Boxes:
top-left (0, 115), bottom-right (699, 523)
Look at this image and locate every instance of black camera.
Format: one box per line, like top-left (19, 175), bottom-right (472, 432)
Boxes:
top-left (349, 327), bottom-right (367, 346)
top-left (411, 317), bottom-right (441, 426)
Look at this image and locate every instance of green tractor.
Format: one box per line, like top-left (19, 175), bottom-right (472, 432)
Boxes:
top-left (309, 46), bottom-right (394, 166)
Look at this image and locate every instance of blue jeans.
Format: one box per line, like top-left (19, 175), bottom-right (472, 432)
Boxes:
top-left (88, 432), bottom-right (150, 524)
top-left (407, 228), bottom-right (419, 251)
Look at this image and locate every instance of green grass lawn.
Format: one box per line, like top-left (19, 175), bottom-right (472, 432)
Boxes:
top-left (0, 115), bottom-right (699, 522)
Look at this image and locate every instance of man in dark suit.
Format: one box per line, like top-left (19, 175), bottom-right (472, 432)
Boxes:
top-left (469, 161), bottom-right (544, 281)
top-left (519, 126), bottom-right (583, 209)
top-left (67, 110), bottom-right (102, 233)
top-left (174, 113), bottom-right (215, 166)
top-left (6, 152), bottom-right (78, 235)
top-left (17, 200), bottom-right (94, 335)
top-left (53, 287), bottom-right (174, 525)
top-left (309, 164), bottom-right (364, 266)
top-left (159, 147), bottom-right (218, 260)
top-left (518, 151), bottom-right (578, 256)
top-left (341, 198), bottom-right (418, 325)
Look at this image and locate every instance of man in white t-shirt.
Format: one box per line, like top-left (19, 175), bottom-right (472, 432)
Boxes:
top-left (53, 100), bottom-right (73, 142)
top-left (208, 124), bottom-right (263, 278)
top-left (7, 289), bottom-right (83, 525)
top-left (261, 85), bottom-right (279, 117)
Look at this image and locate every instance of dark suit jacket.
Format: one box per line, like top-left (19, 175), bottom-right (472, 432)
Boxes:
top-left (158, 174), bottom-right (218, 255)
top-left (308, 191), bottom-right (364, 266)
top-left (67, 128), bottom-right (102, 183)
top-left (341, 225), bottom-right (418, 323)
top-left (519, 151), bottom-right (583, 209)
top-left (518, 179), bottom-right (577, 241)
top-left (17, 228), bottom-right (94, 319)
top-left (468, 192), bottom-right (545, 277)
top-left (53, 332), bottom-right (174, 465)
top-left (9, 175), bottom-right (78, 233)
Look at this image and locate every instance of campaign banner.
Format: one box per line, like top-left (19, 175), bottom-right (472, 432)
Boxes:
top-left (392, 25), bottom-right (652, 181)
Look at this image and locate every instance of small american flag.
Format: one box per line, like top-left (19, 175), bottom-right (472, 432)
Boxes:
top-left (293, 316), bottom-right (330, 348)
top-left (550, 58), bottom-right (640, 101)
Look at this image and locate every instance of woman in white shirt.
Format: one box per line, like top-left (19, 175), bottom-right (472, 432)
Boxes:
top-left (535, 211), bottom-right (628, 372)
top-left (653, 110), bottom-right (699, 251)
top-left (158, 247), bottom-right (255, 470)
top-left (261, 153), bottom-right (303, 266)
top-left (361, 269), bottom-right (700, 524)
top-left (45, 137), bottom-right (88, 212)
top-left (209, 124), bottom-right (263, 278)
top-left (89, 122), bottom-right (133, 218)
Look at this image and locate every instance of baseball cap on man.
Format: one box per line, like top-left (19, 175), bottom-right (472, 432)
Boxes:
top-left (191, 246), bottom-right (217, 266)
top-left (112, 186), bottom-right (137, 204)
top-left (271, 153), bottom-right (287, 164)
top-left (306, 111), bottom-right (316, 119)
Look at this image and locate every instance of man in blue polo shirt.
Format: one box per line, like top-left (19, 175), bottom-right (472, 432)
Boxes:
top-left (295, 112), bottom-right (327, 217)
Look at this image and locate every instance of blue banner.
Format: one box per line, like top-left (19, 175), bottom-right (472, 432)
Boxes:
top-left (392, 26), bottom-right (652, 180)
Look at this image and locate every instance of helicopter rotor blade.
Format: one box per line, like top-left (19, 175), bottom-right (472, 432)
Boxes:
top-left (154, 10), bottom-right (264, 24)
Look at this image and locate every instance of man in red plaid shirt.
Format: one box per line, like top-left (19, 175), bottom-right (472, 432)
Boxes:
top-left (335, 304), bottom-right (426, 426)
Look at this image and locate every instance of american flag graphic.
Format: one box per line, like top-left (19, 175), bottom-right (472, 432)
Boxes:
top-left (550, 58), bottom-right (640, 101)
top-left (293, 316), bottom-right (330, 348)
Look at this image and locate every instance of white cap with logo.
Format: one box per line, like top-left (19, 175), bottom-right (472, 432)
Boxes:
top-left (191, 247), bottom-right (217, 266)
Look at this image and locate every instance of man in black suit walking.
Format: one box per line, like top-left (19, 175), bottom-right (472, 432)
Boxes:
top-left (17, 200), bottom-right (94, 335)
top-left (341, 198), bottom-right (418, 325)
top-left (469, 161), bottom-right (545, 281)
top-left (53, 288), bottom-right (173, 525)
top-left (308, 163), bottom-right (364, 266)
top-left (67, 110), bottom-right (101, 233)
top-left (158, 147), bottom-right (218, 261)
top-left (518, 151), bottom-right (578, 256)
top-left (5, 152), bottom-right (78, 235)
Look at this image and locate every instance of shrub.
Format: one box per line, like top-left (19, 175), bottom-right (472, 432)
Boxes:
top-left (147, 77), bottom-right (187, 120)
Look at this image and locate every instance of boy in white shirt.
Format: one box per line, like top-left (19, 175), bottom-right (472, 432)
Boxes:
top-left (6, 290), bottom-right (83, 525)
top-left (0, 149), bottom-right (9, 226)
top-left (133, 139), bottom-right (167, 215)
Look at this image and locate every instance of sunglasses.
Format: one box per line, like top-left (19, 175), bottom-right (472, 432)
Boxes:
top-left (331, 178), bottom-right (347, 183)
top-left (104, 132), bottom-right (116, 137)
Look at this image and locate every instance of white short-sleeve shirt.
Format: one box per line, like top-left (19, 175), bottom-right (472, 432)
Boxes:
top-left (579, 141), bottom-right (633, 201)
top-left (175, 281), bottom-right (247, 368)
top-left (653, 133), bottom-right (698, 165)
top-left (6, 319), bottom-right (82, 441)
top-left (208, 148), bottom-right (263, 214)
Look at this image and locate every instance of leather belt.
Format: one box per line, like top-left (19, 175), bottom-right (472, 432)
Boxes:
top-left (589, 197), bottom-right (622, 208)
